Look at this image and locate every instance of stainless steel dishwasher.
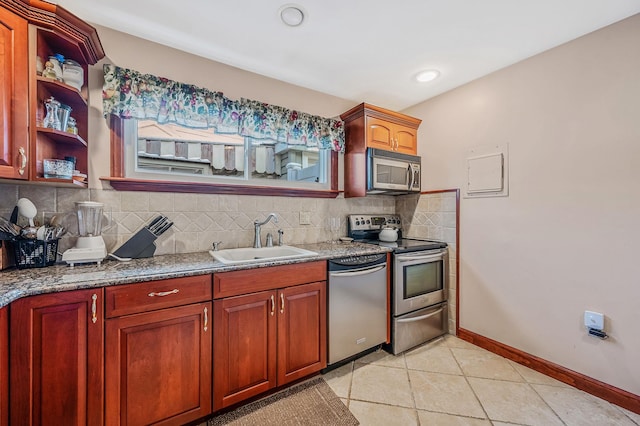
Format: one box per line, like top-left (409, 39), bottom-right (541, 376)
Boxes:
top-left (327, 253), bottom-right (388, 366)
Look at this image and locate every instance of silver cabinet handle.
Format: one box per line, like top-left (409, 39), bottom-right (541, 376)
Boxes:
top-left (148, 289), bottom-right (179, 297)
top-left (280, 293), bottom-right (285, 314)
top-left (18, 147), bottom-right (27, 176)
top-left (270, 295), bottom-right (275, 316)
top-left (397, 308), bottom-right (444, 323)
top-left (329, 265), bottom-right (386, 277)
top-left (91, 294), bottom-right (97, 324)
top-left (203, 307), bottom-right (208, 332)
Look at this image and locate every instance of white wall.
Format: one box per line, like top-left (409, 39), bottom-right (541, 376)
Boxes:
top-left (404, 14), bottom-right (640, 395)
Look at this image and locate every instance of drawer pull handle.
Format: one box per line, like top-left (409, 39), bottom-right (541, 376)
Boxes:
top-left (270, 295), bottom-right (275, 316)
top-left (91, 294), bottom-right (97, 324)
top-left (280, 293), bottom-right (285, 314)
top-left (148, 289), bottom-right (179, 297)
top-left (204, 307), bottom-right (208, 332)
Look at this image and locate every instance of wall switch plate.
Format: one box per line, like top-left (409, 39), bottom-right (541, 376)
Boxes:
top-left (584, 310), bottom-right (604, 331)
top-left (299, 211), bottom-right (312, 225)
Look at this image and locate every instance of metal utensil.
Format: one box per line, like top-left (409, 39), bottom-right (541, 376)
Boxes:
top-left (154, 220), bottom-right (173, 236)
top-left (0, 217), bottom-right (20, 237)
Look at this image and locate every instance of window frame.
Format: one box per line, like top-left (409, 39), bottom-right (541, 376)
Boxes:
top-left (102, 115), bottom-right (339, 198)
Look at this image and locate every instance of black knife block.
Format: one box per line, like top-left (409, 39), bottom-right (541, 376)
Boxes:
top-left (112, 227), bottom-right (157, 259)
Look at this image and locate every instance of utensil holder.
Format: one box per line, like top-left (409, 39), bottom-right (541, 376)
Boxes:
top-left (13, 238), bottom-right (59, 269)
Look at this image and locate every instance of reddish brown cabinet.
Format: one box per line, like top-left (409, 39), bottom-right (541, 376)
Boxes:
top-left (213, 262), bottom-right (327, 410)
top-left (0, 0), bottom-right (104, 185)
top-left (0, 307), bottom-right (8, 426)
top-left (341, 103), bottom-right (422, 197)
top-left (10, 289), bottom-right (104, 426)
top-left (104, 276), bottom-right (212, 426)
top-left (0, 5), bottom-right (29, 179)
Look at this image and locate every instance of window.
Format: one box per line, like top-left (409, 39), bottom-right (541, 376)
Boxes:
top-left (102, 64), bottom-right (342, 197)
top-left (127, 119), bottom-right (329, 187)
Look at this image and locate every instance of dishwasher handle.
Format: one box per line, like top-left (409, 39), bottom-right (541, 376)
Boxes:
top-left (329, 264), bottom-right (386, 277)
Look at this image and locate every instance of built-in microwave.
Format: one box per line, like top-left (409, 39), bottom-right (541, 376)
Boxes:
top-left (367, 148), bottom-right (421, 195)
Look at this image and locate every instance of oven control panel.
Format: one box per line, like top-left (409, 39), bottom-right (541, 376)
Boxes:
top-left (348, 214), bottom-right (402, 231)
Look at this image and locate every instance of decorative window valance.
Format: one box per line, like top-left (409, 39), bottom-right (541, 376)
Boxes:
top-left (102, 64), bottom-right (345, 152)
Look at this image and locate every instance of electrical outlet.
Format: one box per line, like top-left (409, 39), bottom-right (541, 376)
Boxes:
top-left (299, 211), bottom-right (312, 225)
top-left (584, 310), bottom-right (604, 331)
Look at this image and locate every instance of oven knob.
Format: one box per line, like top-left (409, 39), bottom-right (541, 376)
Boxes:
top-left (355, 220), bottom-right (360, 225)
top-left (366, 220), bottom-right (370, 224)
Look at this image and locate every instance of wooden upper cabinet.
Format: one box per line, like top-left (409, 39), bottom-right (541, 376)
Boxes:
top-left (0, 6), bottom-right (29, 179)
top-left (366, 117), bottom-right (418, 154)
top-left (341, 103), bottom-right (421, 197)
top-left (10, 289), bottom-right (104, 426)
top-left (341, 103), bottom-right (421, 156)
top-left (0, 0), bottom-right (104, 185)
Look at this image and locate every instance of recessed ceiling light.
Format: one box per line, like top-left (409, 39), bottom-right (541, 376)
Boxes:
top-left (415, 69), bottom-right (440, 83)
top-left (279, 4), bottom-right (305, 27)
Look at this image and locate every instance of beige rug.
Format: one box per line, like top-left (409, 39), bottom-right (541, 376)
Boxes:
top-left (210, 377), bottom-right (359, 425)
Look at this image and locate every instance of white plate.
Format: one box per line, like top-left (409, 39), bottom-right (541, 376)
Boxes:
top-left (339, 237), bottom-right (354, 242)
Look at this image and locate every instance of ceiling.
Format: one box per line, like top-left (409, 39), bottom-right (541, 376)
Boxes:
top-left (53, 0), bottom-right (640, 111)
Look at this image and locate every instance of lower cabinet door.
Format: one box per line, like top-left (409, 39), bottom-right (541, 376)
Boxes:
top-left (213, 290), bottom-right (277, 410)
top-left (10, 289), bottom-right (104, 426)
top-left (277, 281), bottom-right (327, 385)
top-left (0, 307), bottom-right (7, 426)
top-left (105, 302), bottom-right (212, 426)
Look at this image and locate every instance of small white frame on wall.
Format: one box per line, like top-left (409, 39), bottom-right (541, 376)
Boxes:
top-left (464, 143), bottom-right (509, 198)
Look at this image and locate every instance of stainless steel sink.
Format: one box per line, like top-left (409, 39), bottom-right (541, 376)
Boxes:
top-left (209, 245), bottom-right (318, 265)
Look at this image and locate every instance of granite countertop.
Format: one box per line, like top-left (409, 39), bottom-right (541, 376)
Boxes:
top-left (0, 242), bottom-right (391, 307)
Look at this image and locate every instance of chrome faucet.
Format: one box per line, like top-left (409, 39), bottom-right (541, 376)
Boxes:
top-left (254, 213), bottom-right (278, 248)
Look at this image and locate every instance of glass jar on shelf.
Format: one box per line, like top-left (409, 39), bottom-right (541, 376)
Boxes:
top-left (67, 116), bottom-right (78, 134)
top-left (42, 97), bottom-right (61, 130)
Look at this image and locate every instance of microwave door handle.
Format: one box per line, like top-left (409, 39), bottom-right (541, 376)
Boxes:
top-left (407, 164), bottom-right (413, 191)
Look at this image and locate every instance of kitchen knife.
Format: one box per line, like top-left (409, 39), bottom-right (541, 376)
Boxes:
top-left (154, 220), bottom-right (173, 236)
top-left (146, 215), bottom-right (164, 230)
top-left (149, 216), bottom-right (168, 234)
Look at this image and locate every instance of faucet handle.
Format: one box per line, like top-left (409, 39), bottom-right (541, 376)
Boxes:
top-left (212, 241), bottom-right (222, 251)
top-left (266, 233), bottom-right (273, 247)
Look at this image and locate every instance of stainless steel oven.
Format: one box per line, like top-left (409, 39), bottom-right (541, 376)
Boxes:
top-left (394, 249), bottom-right (448, 316)
top-left (392, 248), bottom-right (449, 354)
top-left (348, 214), bottom-right (449, 355)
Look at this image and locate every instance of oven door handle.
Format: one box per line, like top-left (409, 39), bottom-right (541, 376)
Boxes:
top-left (396, 307), bottom-right (444, 323)
top-left (397, 253), bottom-right (444, 262)
top-left (329, 265), bottom-right (386, 277)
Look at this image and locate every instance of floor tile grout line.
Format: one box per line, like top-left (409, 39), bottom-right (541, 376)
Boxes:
top-left (449, 344), bottom-right (493, 422)
top-left (525, 381), bottom-right (568, 426)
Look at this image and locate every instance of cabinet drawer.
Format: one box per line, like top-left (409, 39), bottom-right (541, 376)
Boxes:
top-left (214, 261), bottom-right (326, 298)
top-left (105, 275), bottom-right (212, 318)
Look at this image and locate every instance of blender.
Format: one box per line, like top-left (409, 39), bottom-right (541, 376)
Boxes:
top-left (62, 201), bottom-right (108, 266)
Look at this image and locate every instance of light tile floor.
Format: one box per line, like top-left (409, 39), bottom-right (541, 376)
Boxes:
top-left (322, 335), bottom-right (640, 426)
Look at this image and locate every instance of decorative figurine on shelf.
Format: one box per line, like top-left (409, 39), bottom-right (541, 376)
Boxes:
top-left (42, 61), bottom-right (58, 79)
